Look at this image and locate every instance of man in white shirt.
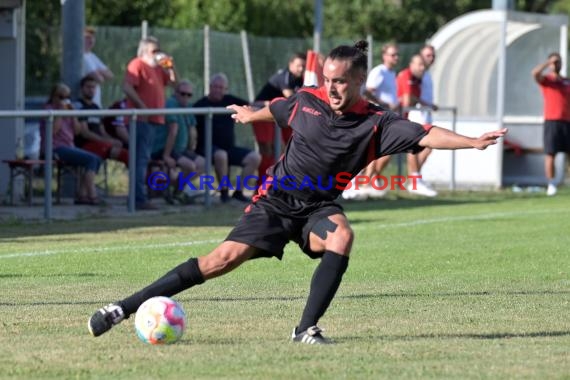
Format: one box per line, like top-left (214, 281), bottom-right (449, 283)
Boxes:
top-left (343, 43), bottom-right (400, 200)
top-left (83, 27), bottom-right (114, 107)
top-left (363, 43), bottom-right (400, 111)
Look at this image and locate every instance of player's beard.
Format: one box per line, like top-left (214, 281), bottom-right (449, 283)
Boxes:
top-left (328, 91), bottom-right (344, 111)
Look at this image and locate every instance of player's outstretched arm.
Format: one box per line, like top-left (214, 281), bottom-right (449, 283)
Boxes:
top-left (419, 126), bottom-right (508, 150)
top-left (227, 105), bottom-right (274, 125)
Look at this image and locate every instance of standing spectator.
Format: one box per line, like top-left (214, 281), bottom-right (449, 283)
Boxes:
top-left (396, 54), bottom-right (437, 197)
top-left (343, 43), bottom-right (400, 200)
top-left (123, 36), bottom-right (178, 210)
top-left (194, 73), bottom-right (261, 203)
top-left (532, 52), bottom-right (570, 196)
top-left (40, 83), bottom-right (103, 205)
top-left (253, 53), bottom-right (306, 186)
top-left (407, 45), bottom-right (439, 196)
top-left (152, 80), bottom-right (206, 200)
top-left (74, 75), bottom-right (129, 167)
top-left (362, 42), bottom-right (400, 111)
top-left (83, 27), bottom-right (114, 108)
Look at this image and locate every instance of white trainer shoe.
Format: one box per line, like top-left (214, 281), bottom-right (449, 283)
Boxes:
top-left (341, 187), bottom-right (368, 201)
top-left (407, 178), bottom-right (437, 197)
top-left (546, 184), bottom-right (557, 196)
top-left (365, 179), bottom-right (388, 199)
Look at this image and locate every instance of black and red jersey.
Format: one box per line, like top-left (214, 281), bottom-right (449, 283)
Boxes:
top-left (268, 86), bottom-right (429, 201)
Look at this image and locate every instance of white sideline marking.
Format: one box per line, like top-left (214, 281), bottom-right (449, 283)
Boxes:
top-left (0, 239), bottom-right (221, 260)
top-left (1, 208), bottom-right (567, 260)
top-left (353, 208), bottom-right (567, 230)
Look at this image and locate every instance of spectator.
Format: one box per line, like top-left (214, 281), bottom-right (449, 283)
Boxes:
top-left (343, 43), bottom-right (401, 200)
top-left (194, 73), bottom-right (261, 203)
top-left (74, 75), bottom-right (129, 167)
top-left (396, 54), bottom-right (437, 197)
top-left (253, 53), bottom-right (306, 187)
top-left (532, 52), bottom-right (570, 196)
top-left (152, 80), bottom-right (206, 201)
top-left (83, 27), bottom-right (113, 107)
top-left (122, 36), bottom-right (178, 210)
top-left (102, 98), bottom-right (130, 149)
top-left (362, 42), bottom-right (400, 111)
top-left (407, 45), bottom-right (439, 197)
top-left (40, 83), bottom-right (103, 205)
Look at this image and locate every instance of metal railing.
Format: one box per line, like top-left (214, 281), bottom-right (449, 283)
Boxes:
top-left (0, 107), bottom-right (234, 220)
top-left (401, 105), bottom-right (458, 191)
top-left (1, 105), bottom-right (458, 220)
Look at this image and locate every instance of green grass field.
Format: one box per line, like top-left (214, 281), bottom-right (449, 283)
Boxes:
top-left (1, 190), bottom-right (569, 379)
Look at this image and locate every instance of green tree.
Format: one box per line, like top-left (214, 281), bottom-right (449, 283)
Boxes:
top-left (25, 0), bottom-right (61, 98)
top-left (27, 0), bottom-right (566, 96)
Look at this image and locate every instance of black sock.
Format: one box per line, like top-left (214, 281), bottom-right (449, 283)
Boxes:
top-left (118, 258), bottom-right (205, 317)
top-left (297, 251), bottom-right (349, 332)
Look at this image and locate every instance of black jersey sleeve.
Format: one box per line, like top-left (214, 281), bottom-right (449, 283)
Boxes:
top-left (268, 94), bottom-right (297, 129)
top-left (376, 111), bottom-right (429, 157)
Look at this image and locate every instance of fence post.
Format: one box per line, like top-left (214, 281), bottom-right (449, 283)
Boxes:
top-left (141, 20), bottom-right (148, 40)
top-left (203, 25), bottom-right (210, 96)
top-left (313, 0), bottom-right (323, 53)
top-left (367, 34), bottom-right (373, 73)
top-left (450, 108), bottom-right (457, 191)
top-left (128, 114), bottom-right (137, 213)
top-left (241, 30), bottom-right (255, 103)
top-left (204, 112), bottom-right (213, 208)
top-left (44, 114), bottom-right (54, 221)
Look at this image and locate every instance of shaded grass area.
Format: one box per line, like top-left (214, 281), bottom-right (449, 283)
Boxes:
top-left (0, 190), bottom-right (569, 379)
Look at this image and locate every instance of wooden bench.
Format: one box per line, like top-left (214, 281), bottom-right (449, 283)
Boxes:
top-left (2, 159), bottom-right (92, 206)
top-left (3, 159), bottom-right (46, 206)
top-left (503, 140), bottom-right (543, 155)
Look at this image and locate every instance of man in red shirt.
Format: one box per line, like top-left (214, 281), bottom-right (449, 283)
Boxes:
top-left (123, 36), bottom-right (178, 209)
top-left (397, 55), bottom-right (437, 197)
top-left (532, 52), bottom-right (570, 196)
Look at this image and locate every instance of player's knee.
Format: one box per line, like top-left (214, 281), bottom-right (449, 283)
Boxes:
top-left (327, 225), bottom-right (354, 253)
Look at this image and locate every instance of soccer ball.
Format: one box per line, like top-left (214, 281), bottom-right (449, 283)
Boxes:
top-left (134, 296), bottom-right (187, 345)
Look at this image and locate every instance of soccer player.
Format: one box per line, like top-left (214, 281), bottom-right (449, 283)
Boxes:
top-left (88, 41), bottom-right (507, 344)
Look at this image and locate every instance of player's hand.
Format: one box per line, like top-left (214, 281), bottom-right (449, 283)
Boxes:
top-left (227, 105), bottom-right (255, 124)
top-left (473, 128), bottom-right (508, 150)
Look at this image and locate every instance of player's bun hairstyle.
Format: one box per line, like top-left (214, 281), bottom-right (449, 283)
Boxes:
top-left (327, 40), bottom-right (368, 73)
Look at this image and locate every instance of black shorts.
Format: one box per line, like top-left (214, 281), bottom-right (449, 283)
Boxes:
top-left (225, 187), bottom-right (344, 260)
top-left (544, 120), bottom-right (570, 155)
